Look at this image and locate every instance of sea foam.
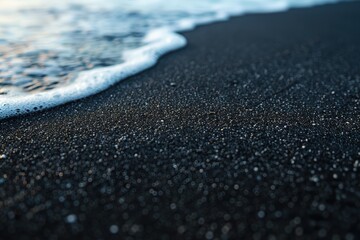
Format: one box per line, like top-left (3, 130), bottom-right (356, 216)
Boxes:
top-left (0, 0), bottom-right (340, 119)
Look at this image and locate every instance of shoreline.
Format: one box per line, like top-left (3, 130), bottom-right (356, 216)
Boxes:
top-left (1, 2), bottom-right (360, 239)
top-left (0, 0), bottom-right (342, 120)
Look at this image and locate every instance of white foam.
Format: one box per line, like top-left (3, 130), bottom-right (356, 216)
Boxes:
top-left (0, 0), bottom-right (340, 119)
top-left (0, 30), bottom-right (186, 118)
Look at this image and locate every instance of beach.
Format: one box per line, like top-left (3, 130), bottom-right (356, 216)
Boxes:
top-left (0, 1), bottom-right (360, 239)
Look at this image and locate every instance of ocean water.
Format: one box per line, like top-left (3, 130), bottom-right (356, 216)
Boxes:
top-left (0, 0), bottom-right (339, 119)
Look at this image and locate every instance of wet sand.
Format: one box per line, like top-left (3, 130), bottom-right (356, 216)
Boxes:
top-left (0, 2), bottom-right (360, 239)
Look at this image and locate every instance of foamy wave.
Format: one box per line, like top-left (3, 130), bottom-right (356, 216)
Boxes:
top-left (0, 0), bottom-right (340, 119)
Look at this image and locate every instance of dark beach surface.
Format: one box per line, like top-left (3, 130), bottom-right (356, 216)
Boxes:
top-left (1, 2), bottom-right (360, 239)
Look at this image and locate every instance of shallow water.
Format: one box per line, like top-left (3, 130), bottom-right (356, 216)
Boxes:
top-left (0, 0), bottom-right (339, 118)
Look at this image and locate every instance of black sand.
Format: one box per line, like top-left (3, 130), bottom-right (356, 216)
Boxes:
top-left (1, 2), bottom-right (360, 240)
